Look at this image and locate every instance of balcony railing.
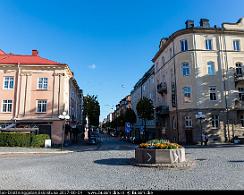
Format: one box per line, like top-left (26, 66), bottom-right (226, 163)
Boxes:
top-left (234, 73), bottom-right (244, 82)
top-left (157, 82), bottom-right (167, 94)
top-left (156, 105), bottom-right (169, 115)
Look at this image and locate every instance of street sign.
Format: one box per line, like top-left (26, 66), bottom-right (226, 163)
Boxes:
top-left (125, 122), bottom-right (132, 133)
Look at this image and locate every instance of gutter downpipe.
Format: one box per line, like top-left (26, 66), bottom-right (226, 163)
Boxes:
top-left (172, 40), bottom-right (180, 143)
top-left (222, 28), bottom-right (230, 142)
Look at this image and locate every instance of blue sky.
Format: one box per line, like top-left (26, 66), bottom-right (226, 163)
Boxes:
top-left (0, 0), bottom-right (243, 120)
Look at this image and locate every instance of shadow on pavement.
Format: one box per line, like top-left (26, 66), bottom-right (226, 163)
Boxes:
top-left (228, 160), bottom-right (244, 163)
top-left (94, 158), bottom-right (134, 166)
top-left (184, 144), bottom-right (244, 149)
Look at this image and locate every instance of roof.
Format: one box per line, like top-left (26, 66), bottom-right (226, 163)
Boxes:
top-left (0, 49), bottom-right (63, 65)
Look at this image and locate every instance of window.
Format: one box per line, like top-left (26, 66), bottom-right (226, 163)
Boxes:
top-left (38, 78), bottom-right (48, 89)
top-left (37, 100), bottom-right (47, 113)
top-left (172, 116), bottom-right (176, 129)
top-left (4, 77), bottom-right (14, 89)
top-left (238, 88), bottom-right (244, 101)
top-left (185, 116), bottom-right (192, 128)
top-left (205, 39), bottom-right (213, 50)
top-left (209, 86), bottom-right (217, 100)
top-left (169, 48), bottom-right (173, 58)
top-left (233, 40), bottom-right (240, 51)
top-left (182, 63), bottom-right (190, 76)
top-left (2, 100), bottom-right (12, 112)
top-left (236, 63), bottom-right (243, 76)
top-left (241, 115), bottom-right (244, 127)
top-left (143, 85), bottom-right (146, 91)
top-left (183, 87), bottom-right (191, 102)
top-left (161, 56), bottom-right (165, 65)
top-left (180, 40), bottom-right (188, 52)
top-left (211, 115), bottom-right (219, 128)
top-left (207, 61), bottom-right (215, 75)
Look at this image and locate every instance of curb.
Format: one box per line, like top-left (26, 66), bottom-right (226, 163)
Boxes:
top-left (0, 151), bottom-right (73, 155)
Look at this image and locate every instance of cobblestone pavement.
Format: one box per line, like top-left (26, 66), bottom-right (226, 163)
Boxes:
top-left (0, 133), bottom-right (244, 190)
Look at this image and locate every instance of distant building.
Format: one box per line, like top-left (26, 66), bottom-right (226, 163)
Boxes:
top-left (131, 65), bottom-right (156, 140)
top-left (0, 49), bottom-right (83, 145)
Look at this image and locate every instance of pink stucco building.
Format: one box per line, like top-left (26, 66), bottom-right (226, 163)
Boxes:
top-left (0, 49), bottom-right (83, 145)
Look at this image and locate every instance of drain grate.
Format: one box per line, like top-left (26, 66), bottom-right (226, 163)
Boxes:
top-left (195, 158), bottom-right (207, 161)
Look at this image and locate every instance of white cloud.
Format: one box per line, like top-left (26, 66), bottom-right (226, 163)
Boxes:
top-left (88, 64), bottom-right (96, 69)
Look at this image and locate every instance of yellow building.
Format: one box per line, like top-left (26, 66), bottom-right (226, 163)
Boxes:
top-left (153, 18), bottom-right (244, 144)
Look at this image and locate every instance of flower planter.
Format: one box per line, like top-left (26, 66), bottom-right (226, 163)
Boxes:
top-left (135, 147), bottom-right (186, 164)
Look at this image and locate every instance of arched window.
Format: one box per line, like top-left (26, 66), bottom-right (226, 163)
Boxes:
top-left (236, 62), bottom-right (243, 76)
top-left (182, 63), bottom-right (190, 76)
top-left (207, 61), bottom-right (215, 75)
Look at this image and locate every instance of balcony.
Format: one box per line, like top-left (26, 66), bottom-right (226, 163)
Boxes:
top-left (156, 105), bottom-right (169, 115)
top-left (157, 82), bottom-right (167, 94)
top-left (234, 73), bottom-right (244, 82)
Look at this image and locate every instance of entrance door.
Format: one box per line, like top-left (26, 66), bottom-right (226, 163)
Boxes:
top-left (185, 130), bottom-right (193, 145)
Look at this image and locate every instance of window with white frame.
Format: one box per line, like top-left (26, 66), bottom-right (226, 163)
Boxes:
top-left (4, 77), bottom-right (14, 89)
top-left (182, 62), bottom-right (190, 76)
top-left (180, 39), bottom-right (188, 52)
top-left (233, 40), bottom-right (241, 51)
top-left (241, 115), bottom-right (244, 127)
top-left (36, 100), bottom-right (47, 113)
top-left (205, 39), bottom-right (213, 50)
top-left (236, 62), bottom-right (243, 76)
top-left (209, 86), bottom-right (217, 100)
top-left (207, 61), bottom-right (215, 75)
top-left (185, 116), bottom-right (192, 128)
top-left (211, 115), bottom-right (219, 128)
top-left (183, 87), bottom-right (191, 102)
top-left (38, 78), bottom-right (48, 89)
top-left (2, 100), bottom-right (12, 112)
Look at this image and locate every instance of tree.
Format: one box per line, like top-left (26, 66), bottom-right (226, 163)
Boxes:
top-left (83, 95), bottom-right (100, 127)
top-left (136, 97), bottom-right (154, 141)
top-left (124, 108), bottom-right (137, 125)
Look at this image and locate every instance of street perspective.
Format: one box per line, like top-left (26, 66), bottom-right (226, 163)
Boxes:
top-left (1, 0), bottom-right (244, 193)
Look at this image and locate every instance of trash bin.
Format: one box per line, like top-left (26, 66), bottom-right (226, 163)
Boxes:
top-left (45, 139), bottom-right (52, 148)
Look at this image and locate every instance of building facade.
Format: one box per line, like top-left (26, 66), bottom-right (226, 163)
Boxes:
top-left (153, 18), bottom-right (244, 144)
top-left (131, 65), bottom-right (157, 140)
top-left (0, 49), bottom-right (83, 145)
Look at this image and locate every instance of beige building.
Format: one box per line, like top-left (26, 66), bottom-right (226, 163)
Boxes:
top-left (131, 65), bottom-right (157, 140)
top-left (0, 49), bottom-right (83, 145)
top-left (153, 18), bottom-right (244, 144)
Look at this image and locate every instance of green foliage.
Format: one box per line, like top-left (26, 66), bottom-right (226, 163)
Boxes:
top-left (31, 134), bottom-right (50, 147)
top-left (0, 133), bottom-right (50, 147)
top-left (136, 97), bottom-right (154, 121)
top-left (0, 132), bottom-right (32, 147)
top-left (124, 108), bottom-right (137, 124)
top-left (146, 139), bottom-right (170, 144)
top-left (83, 95), bottom-right (100, 127)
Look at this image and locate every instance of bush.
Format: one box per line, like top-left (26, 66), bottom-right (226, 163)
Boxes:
top-left (146, 139), bottom-right (169, 145)
top-left (0, 132), bottom-right (50, 147)
top-left (31, 134), bottom-right (50, 147)
top-left (0, 132), bottom-right (32, 147)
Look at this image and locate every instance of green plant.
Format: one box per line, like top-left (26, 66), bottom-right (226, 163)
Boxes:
top-left (146, 139), bottom-right (169, 145)
top-left (0, 132), bottom-right (32, 147)
top-left (31, 134), bottom-right (50, 147)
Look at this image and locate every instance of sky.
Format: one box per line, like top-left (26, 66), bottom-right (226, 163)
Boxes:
top-left (0, 0), bottom-right (244, 120)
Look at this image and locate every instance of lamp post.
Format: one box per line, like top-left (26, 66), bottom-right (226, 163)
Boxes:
top-left (196, 112), bottom-right (206, 146)
top-left (59, 111), bottom-right (70, 150)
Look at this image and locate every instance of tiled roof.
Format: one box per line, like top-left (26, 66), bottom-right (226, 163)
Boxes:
top-left (0, 49), bottom-right (63, 65)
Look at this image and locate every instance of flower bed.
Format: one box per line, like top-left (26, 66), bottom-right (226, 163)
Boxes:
top-left (135, 140), bottom-right (186, 164)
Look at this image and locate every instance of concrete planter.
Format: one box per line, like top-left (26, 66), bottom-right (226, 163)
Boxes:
top-left (135, 147), bottom-right (186, 164)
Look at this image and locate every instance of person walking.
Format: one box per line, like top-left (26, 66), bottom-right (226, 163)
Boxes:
top-left (204, 133), bottom-right (208, 146)
top-left (201, 133), bottom-right (205, 146)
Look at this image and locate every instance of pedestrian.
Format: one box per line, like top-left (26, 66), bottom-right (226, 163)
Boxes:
top-left (201, 133), bottom-right (205, 146)
top-left (204, 134), bottom-right (208, 146)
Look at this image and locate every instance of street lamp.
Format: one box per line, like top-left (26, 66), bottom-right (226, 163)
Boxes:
top-left (196, 112), bottom-right (206, 146)
top-left (59, 111), bottom-right (70, 150)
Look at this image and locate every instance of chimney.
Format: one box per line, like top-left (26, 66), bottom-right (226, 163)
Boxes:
top-left (159, 38), bottom-right (168, 48)
top-left (185, 20), bottom-right (194, 29)
top-left (200, 18), bottom-right (210, 28)
top-left (32, 49), bottom-right (39, 56)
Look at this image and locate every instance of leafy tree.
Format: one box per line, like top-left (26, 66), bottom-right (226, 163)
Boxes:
top-left (136, 97), bottom-right (154, 141)
top-left (124, 108), bottom-right (137, 125)
top-left (83, 95), bottom-right (100, 127)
